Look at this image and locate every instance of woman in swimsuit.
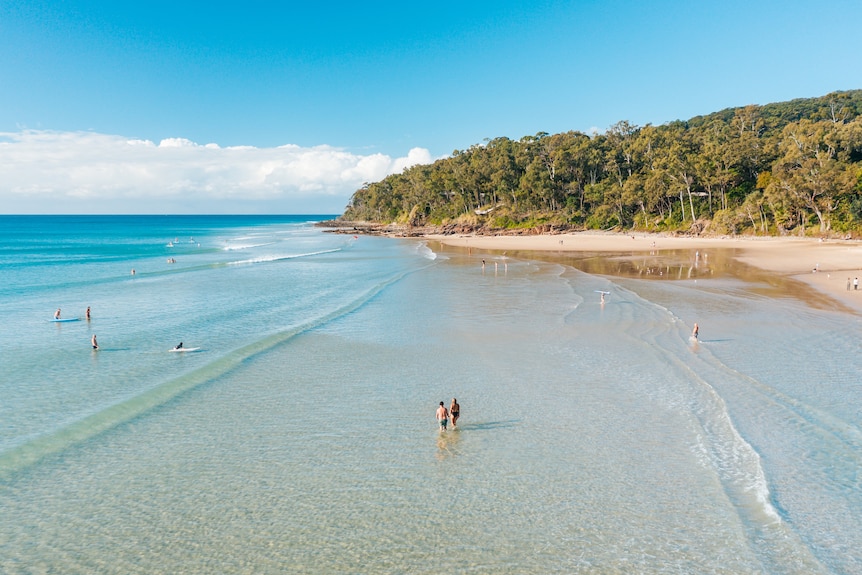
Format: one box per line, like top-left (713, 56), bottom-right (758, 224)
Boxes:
top-left (450, 398), bottom-right (460, 428)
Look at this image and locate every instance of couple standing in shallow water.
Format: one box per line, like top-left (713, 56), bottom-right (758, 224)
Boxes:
top-left (436, 398), bottom-right (460, 431)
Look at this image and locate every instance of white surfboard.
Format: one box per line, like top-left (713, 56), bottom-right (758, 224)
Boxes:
top-left (169, 347), bottom-right (201, 353)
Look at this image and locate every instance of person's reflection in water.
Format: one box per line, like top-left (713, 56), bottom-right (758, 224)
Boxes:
top-left (436, 428), bottom-right (461, 460)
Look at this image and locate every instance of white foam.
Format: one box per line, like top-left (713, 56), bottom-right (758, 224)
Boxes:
top-left (222, 242), bottom-right (276, 251)
top-left (227, 248), bottom-right (340, 265)
top-left (415, 242), bottom-right (437, 260)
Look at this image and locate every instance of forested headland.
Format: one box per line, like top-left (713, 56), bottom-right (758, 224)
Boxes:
top-left (341, 90), bottom-right (862, 237)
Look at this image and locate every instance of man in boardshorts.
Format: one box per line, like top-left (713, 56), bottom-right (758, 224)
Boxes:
top-left (436, 402), bottom-right (449, 431)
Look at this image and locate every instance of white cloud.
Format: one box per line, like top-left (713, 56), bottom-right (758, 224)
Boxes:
top-left (390, 147), bottom-right (434, 174)
top-left (0, 130), bottom-right (436, 214)
top-left (158, 137), bottom-right (200, 148)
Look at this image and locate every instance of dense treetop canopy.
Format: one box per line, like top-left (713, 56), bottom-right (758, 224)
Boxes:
top-left (343, 90), bottom-right (862, 236)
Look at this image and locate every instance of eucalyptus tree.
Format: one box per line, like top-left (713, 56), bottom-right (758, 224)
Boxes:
top-left (551, 131), bottom-right (594, 217)
top-left (696, 118), bottom-right (743, 213)
top-left (603, 121), bottom-right (642, 226)
top-left (656, 123), bottom-right (701, 223)
top-left (771, 119), bottom-right (845, 232)
top-left (485, 137), bottom-right (521, 210)
top-left (729, 105), bottom-right (775, 187)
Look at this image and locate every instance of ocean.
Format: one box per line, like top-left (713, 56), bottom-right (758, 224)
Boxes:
top-left (1, 215), bottom-right (861, 574)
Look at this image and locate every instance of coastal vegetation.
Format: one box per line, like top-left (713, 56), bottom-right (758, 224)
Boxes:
top-left (342, 90), bottom-right (862, 236)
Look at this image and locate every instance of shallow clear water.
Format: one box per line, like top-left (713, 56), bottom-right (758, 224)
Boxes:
top-left (1, 217), bottom-right (861, 574)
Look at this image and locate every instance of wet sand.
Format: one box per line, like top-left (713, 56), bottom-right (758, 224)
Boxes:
top-left (426, 232), bottom-right (862, 314)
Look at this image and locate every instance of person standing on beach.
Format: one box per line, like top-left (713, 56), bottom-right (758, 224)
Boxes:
top-left (855, 278), bottom-right (859, 291)
top-left (91, 334), bottom-right (99, 350)
top-left (692, 323), bottom-right (699, 340)
top-left (436, 401), bottom-right (449, 431)
top-left (848, 278), bottom-right (852, 291)
top-left (450, 398), bottom-right (460, 428)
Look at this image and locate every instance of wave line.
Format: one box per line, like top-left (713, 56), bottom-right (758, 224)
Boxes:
top-left (0, 261), bottom-right (431, 482)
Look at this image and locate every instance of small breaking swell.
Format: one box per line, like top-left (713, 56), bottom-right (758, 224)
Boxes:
top-left (605, 282), bottom-right (831, 572)
top-left (695, 384), bottom-right (782, 524)
top-left (221, 242), bottom-right (277, 251)
top-left (623, 291), bottom-right (781, 525)
top-left (670, 352), bottom-right (829, 572)
top-left (415, 242), bottom-right (439, 261)
top-left (226, 248), bottom-right (341, 265)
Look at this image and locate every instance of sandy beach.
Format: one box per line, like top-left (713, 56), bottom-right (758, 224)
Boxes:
top-left (427, 232), bottom-right (862, 315)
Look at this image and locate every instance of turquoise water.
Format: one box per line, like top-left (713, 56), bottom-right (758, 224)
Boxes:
top-left (1, 216), bottom-right (862, 574)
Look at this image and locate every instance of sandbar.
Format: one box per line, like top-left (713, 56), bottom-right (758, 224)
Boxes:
top-left (426, 232), bottom-right (862, 315)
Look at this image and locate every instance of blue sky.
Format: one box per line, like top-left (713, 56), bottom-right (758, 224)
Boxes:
top-left (1, 0), bottom-right (860, 214)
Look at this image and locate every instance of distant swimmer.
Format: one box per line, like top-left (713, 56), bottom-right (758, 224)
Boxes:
top-left (450, 398), bottom-right (460, 428)
top-left (174, 342), bottom-right (184, 350)
top-left (91, 334), bottom-right (99, 350)
top-left (54, 308), bottom-right (61, 319)
top-left (692, 323), bottom-right (699, 340)
top-left (86, 306), bottom-right (91, 320)
top-left (436, 401), bottom-right (449, 432)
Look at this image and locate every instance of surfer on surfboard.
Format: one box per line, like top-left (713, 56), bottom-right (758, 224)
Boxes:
top-left (169, 343), bottom-right (200, 352)
top-left (594, 290), bottom-right (610, 303)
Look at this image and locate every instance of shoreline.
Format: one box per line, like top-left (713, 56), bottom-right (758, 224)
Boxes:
top-left (424, 231), bottom-right (862, 315)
